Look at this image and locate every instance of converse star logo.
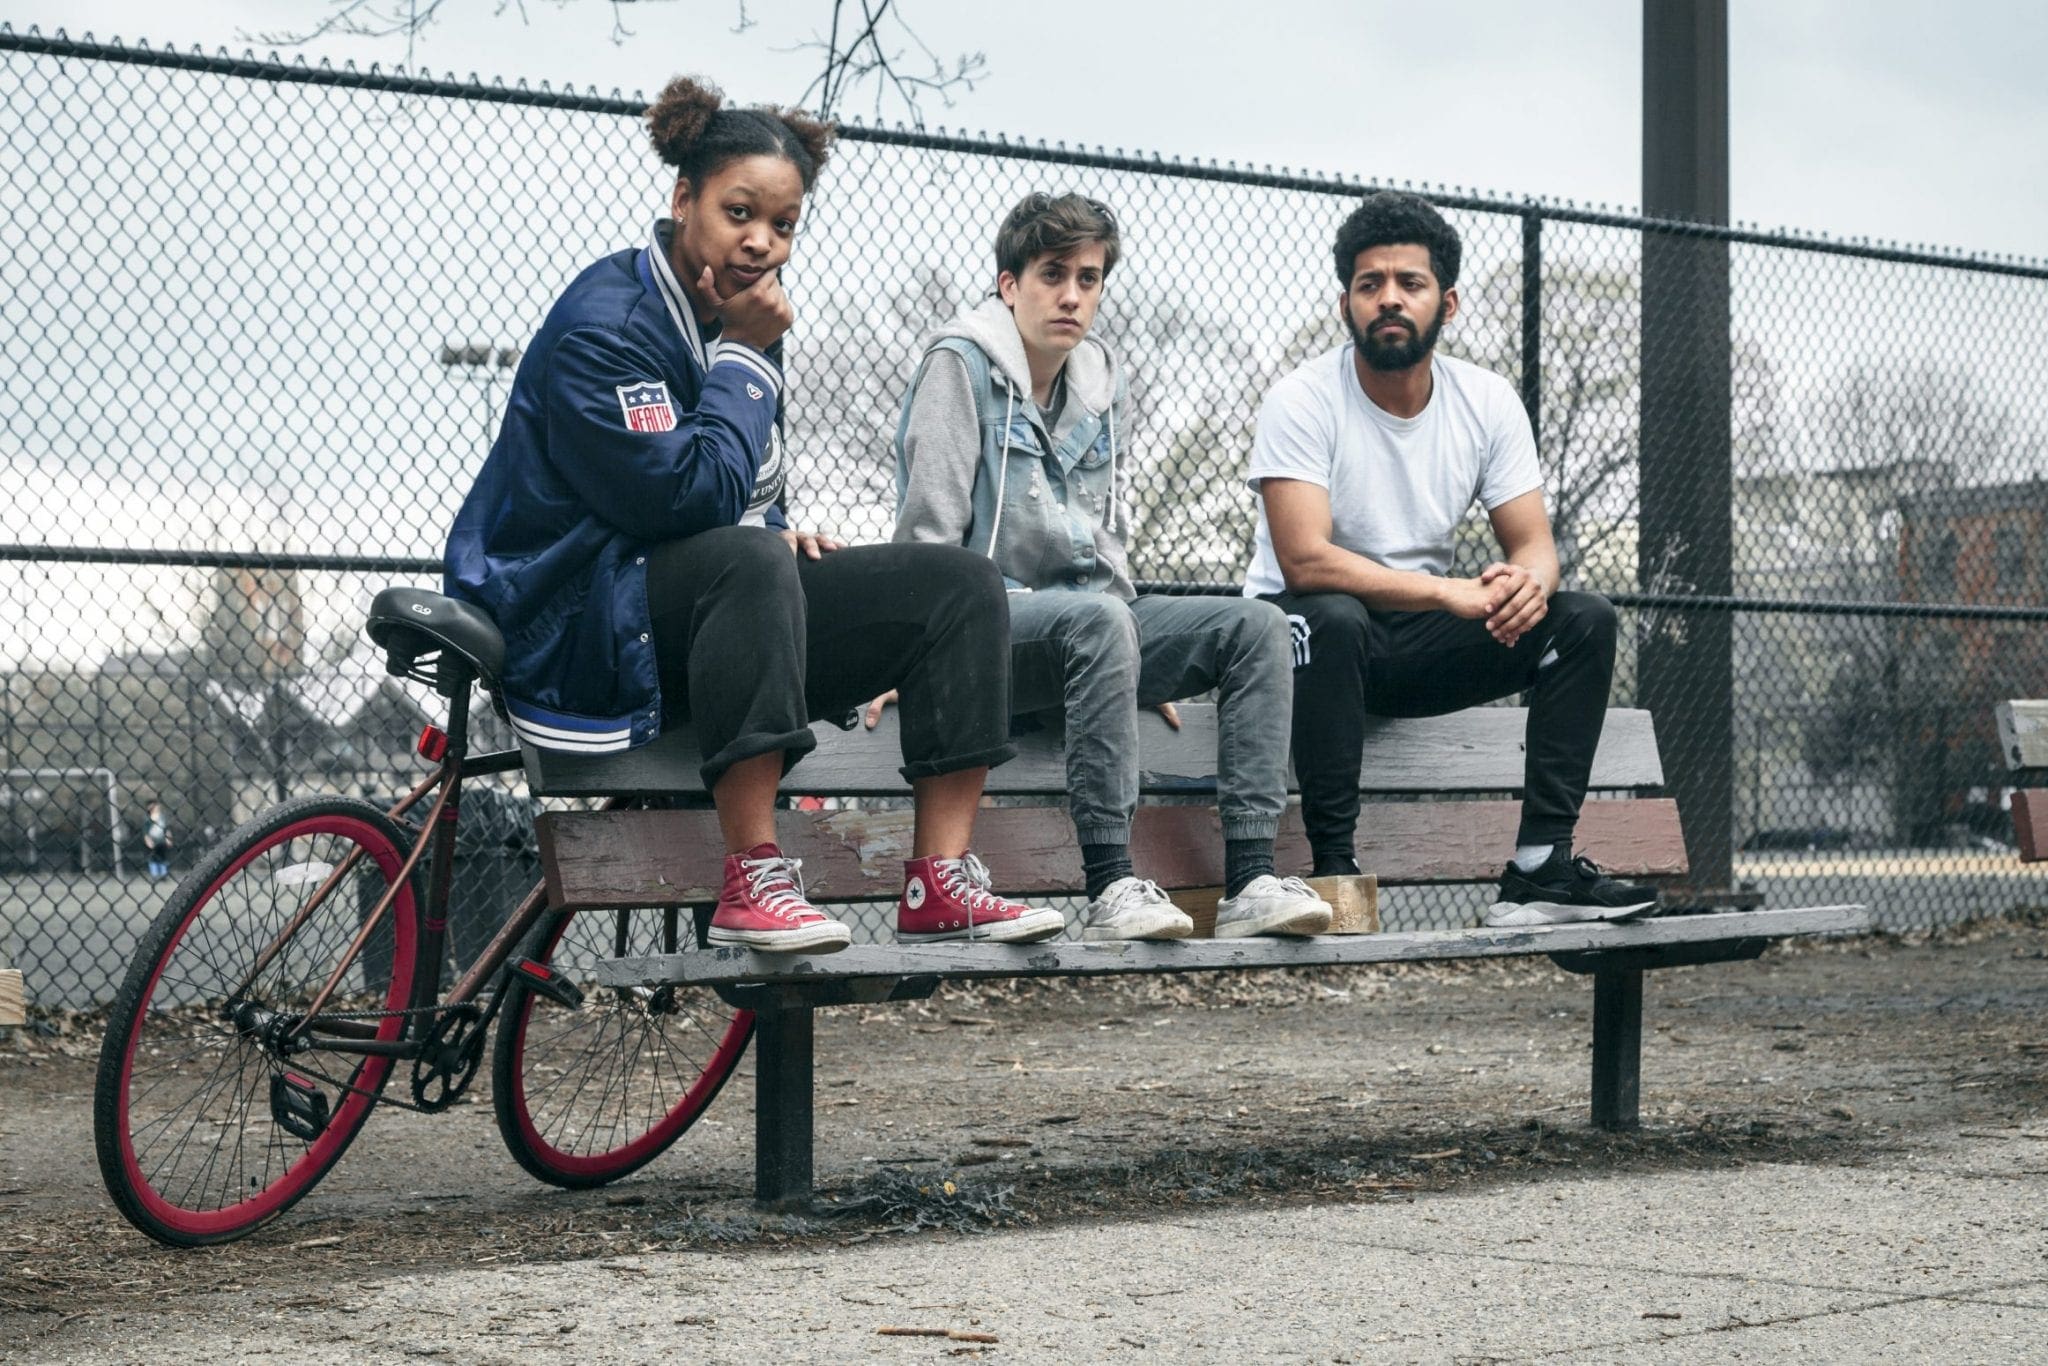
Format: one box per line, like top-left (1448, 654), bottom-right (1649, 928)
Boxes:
top-left (745, 382), bottom-right (765, 401)
top-left (905, 876), bottom-right (926, 910)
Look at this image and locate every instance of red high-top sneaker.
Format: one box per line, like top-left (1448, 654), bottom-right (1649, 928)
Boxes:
top-left (897, 852), bottom-right (1064, 944)
top-left (707, 844), bottom-right (852, 953)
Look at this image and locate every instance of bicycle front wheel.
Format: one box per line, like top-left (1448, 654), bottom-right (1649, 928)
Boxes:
top-left (493, 904), bottom-right (752, 1188)
top-left (93, 796), bottom-right (421, 1245)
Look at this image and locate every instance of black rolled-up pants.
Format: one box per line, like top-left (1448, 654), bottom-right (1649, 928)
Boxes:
top-left (1262, 589), bottom-right (1619, 864)
top-left (648, 527), bottom-right (1016, 789)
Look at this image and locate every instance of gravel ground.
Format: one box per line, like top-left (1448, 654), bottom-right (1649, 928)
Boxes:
top-left (4, 919), bottom-right (2046, 1362)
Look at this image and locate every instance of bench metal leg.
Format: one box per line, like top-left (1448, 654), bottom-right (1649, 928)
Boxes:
top-left (1590, 967), bottom-right (1643, 1130)
top-left (753, 1006), bottom-right (815, 1210)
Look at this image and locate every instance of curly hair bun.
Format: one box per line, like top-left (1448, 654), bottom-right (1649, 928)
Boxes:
top-left (773, 107), bottom-right (836, 173)
top-left (645, 75), bottom-right (725, 168)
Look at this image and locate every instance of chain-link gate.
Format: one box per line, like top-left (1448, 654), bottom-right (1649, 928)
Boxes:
top-left (6, 28), bottom-right (2048, 1007)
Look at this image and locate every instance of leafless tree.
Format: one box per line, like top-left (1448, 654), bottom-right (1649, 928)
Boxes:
top-left (251, 0), bottom-right (985, 127)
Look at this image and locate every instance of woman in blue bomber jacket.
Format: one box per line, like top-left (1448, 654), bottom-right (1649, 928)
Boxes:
top-left (443, 76), bottom-right (1063, 953)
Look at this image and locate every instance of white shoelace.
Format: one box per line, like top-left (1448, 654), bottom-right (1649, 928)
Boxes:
top-left (935, 852), bottom-right (1009, 926)
top-left (742, 855), bottom-right (816, 922)
top-left (1104, 877), bottom-right (1173, 913)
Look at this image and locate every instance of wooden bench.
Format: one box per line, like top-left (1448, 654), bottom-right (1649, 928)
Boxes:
top-left (1994, 700), bottom-right (2048, 860)
top-left (0, 964), bottom-right (22, 1030)
top-left (526, 704), bottom-right (1869, 1209)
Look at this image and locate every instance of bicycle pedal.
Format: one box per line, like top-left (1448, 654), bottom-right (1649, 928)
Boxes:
top-left (270, 1071), bottom-right (331, 1141)
top-left (510, 957), bottom-right (585, 1010)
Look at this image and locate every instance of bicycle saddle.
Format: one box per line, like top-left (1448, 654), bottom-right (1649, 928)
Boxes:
top-left (366, 587), bottom-right (506, 691)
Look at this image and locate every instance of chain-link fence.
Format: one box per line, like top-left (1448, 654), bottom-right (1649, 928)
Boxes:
top-left (6, 29), bottom-right (2048, 1007)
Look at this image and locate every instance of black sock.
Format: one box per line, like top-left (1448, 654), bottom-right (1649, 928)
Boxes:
top-left (1081, 842), bottom-right (1134, 901)
top-left (1225, 839), bottom-right (1275, 898)
top-left (1311, 848), bottom-right (1360, 878)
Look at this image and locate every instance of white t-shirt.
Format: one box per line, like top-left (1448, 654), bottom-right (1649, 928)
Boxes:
top-left (1242, 346), bottom-right (1543, 597)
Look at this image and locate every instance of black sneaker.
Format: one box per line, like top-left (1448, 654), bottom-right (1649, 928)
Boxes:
top-left (1484, 846), bottom-right (1659, 928)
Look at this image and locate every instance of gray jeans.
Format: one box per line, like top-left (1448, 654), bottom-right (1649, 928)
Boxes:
top-left (1008, 591), bottom-right (1293, 847)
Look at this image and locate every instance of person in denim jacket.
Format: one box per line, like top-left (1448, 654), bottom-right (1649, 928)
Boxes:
top-left (883, 193), bottom-right (1332, 941)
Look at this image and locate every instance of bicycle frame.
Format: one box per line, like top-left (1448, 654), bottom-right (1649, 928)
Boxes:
top-left (233, 669), bottom-right (562, 1063)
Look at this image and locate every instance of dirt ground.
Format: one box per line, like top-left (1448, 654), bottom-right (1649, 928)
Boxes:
top-left (4, 920), bottom-right (2047, 1357)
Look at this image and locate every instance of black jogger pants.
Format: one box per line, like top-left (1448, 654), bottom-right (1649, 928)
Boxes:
top-left (648, 527), bottom-right (1016, 788)
top-left (1262, 589), bottom-right (1619, 865)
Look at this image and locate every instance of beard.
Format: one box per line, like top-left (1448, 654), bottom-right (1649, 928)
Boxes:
top-left (1348, 298), bottom-right (1448, 372)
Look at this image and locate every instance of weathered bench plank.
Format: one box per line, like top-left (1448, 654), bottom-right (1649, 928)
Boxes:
top-left (593, 907), bottom-right (1872, 990)
top-left (538, 797), bottom-right (1686, 909)
top-left (523, 705), bottom-right (1665, 798)
top-left (2011, 789), bottom-right (2048, 863)
top-left (0, 968), bottom-right (23, 1028)
top-left (1995, 700), bottom-right (2048, 770)
top-left (1993, 703), bottom-right (2048, 861)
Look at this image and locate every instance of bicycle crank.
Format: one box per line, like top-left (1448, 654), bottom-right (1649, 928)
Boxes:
top-left (409, 1005), bottom-right (486, 1112)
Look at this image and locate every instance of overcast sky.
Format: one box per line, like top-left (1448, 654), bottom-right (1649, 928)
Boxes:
top-left (5, 0), bottom-right (2043, 260)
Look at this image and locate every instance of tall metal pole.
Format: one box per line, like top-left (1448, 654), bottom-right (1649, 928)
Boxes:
top-left (1640, 0), bottom-right (1734, 893)
top-left (1520, 210), bottom-right (1543, 445)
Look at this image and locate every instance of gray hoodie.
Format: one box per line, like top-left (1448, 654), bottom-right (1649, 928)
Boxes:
top-left (892, 296), bottom-right (1134, 600)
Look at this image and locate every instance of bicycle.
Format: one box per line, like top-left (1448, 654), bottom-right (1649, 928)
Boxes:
top-left (92, 586), bottom-right (754, 1246)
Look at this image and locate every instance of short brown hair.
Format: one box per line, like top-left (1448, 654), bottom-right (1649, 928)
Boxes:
top-left (993, 192), bottom-right (1120, 284)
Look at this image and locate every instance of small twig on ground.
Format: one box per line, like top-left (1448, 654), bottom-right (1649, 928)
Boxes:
top-left (877, 1326), bottom-right (999, 1342)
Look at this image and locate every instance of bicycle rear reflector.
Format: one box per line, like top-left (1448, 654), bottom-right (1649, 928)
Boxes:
top-left (417, 725), bottom-right (449, 761)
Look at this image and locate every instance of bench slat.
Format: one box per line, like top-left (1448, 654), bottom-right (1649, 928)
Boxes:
top-left (591, 906), bottom-right (1872, 989)
top-left (537, 797), bottom-right (1686, 909)
top-left (525, 704), bottom-right (1665, 798)
top-left (1996, 700), bottom-right (2048, 771)
top-left (2011, 789), bottom-right (2048, 862)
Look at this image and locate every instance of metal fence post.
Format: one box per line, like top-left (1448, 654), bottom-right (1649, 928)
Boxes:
top-left (1640, 0), bottom-right (1734, 893)
top-left (1520, 209), bottom-right (1542, 446)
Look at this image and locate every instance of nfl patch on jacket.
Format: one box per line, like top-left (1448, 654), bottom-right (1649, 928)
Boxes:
top-left (616, 381), bottom-right (677, 433)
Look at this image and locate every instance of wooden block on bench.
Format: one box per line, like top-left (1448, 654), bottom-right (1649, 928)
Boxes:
top-left (1307, 875), bottom-right (1379, 934)
top-left (1172, 876), bottom-right (1378, 938)
top-left (0, 969), bottom-right (24, 1028)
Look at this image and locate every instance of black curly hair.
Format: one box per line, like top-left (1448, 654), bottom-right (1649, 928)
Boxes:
top-left (645, 75), bottom-right (835, 193)
top-left (1332, 191), bottom-right (1461, 290)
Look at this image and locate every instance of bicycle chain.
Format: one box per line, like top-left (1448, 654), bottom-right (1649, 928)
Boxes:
top-left (243, 999), bottom-right (486, 1117)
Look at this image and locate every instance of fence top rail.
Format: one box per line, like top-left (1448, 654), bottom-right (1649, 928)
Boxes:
top-left (6, 24), bottom-right (2045, 281)
top-left (8, 545), bottom-right (2048, 625)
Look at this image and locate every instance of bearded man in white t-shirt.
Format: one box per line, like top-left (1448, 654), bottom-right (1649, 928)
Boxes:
top-left (1245, 191), bottom-right (1656, 928)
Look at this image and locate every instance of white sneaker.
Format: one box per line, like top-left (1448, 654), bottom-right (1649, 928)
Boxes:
top-left (1214, 875), bottom-right (1332, 938)
top-left (1079, 876), bottom-right (1194, 942)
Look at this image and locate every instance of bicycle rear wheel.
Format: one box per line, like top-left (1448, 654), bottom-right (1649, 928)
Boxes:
top-left (93, 796), bottom-right (420, 1245)
top-left (492, 904), bottom-right (752, 1188)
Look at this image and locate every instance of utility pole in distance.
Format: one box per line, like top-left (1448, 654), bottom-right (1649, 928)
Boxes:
top-left (1640, 0), bottom-right (1734, 894)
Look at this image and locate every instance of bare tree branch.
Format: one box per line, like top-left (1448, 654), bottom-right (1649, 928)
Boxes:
top-left (780, 0), bottom-right (985, 126)
top-left (251, 1), bottom-right (986, 127)
top-left (251, 0), bottom-right (665, 57)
